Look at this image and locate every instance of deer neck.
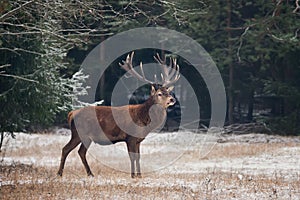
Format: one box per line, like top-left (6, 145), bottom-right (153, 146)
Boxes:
top-left (137, 96), bottom-right (166, 126)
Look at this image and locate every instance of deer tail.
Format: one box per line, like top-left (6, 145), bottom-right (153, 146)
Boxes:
top-left (67, 111), bottom-right (74, 129)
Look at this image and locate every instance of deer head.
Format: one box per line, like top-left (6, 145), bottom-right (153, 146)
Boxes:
top-left (150, 85), bottom-right (175, 108)
top-left (119, 52), bottom-right (180, 108)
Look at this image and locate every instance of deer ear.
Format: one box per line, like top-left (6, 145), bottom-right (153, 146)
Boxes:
top-left (151, 85), bottom-right (156, 96)
top-left (167, 86), bottom-right (174, 92)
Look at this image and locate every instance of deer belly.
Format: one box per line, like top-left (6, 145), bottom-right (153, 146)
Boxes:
top-left (93, 131), bottom-right (126, 145)
top-left (94, 140), bottom-right (113, 145)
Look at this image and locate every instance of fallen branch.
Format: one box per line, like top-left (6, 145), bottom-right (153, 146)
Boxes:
top-left (223, 122), bottom-right (273, 135)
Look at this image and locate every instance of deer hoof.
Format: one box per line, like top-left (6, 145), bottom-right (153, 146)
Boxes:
top-left (88, 172), bottom-right (94, 177)
top-left (131, 173), bottom-right (142, 178)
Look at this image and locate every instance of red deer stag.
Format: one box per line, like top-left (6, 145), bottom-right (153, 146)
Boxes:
top-left (57, 52), bottom-right (180, 178)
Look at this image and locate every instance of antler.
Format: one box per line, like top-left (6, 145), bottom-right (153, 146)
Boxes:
top-left (154, 53), bottom-right (180, 87)
top-left (119, 51), bottom-right (180, 87)
top-left (119, 52), bottom-right (155, 85)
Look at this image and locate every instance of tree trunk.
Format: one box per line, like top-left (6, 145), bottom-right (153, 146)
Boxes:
top-left (0, 132), bottom-right (4, 152)
top-left (247, 89), bottom-right (254, 122)
top-left (226, 0), bottom-right (234, 124)
top-left (98, 36), bottom-right (107, 105)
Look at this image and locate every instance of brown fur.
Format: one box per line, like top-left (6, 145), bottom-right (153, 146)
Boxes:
top-left (57, 86), bottom-right (175, 178)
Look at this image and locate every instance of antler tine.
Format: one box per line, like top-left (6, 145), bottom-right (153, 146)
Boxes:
top-left (166, 58), bottom-right (177, 80)
top-left (139, 61), bottom-right (156, 84)
top-left (154, 53), bottom-right (180, 87)
top-left (154, 53), bottom-right (168, 81)
top-left (119, 52), bottom-right (154, 85)
top-left (154, 53), bottom-right (165, 64)
top-left (164, 58), bottom-right (180, 87)
top-left (165, 64), bottom-right (180, 87)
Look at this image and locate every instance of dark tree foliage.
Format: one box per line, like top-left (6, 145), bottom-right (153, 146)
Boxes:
top-left (171, 0), bottom-right (300, 134)
top-left (0, 0), bottom-right (299, 146)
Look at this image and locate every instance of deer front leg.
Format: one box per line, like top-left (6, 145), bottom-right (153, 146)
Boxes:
top-left (126, 138), bottom-right (139, 178)
top-left (136, 142), bottom-right (142, 178)
top-left (129, 152), bottom-right (136, 178)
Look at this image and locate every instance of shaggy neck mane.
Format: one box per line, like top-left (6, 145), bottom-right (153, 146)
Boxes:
top-left (137, 96), bottom-right (155, 125)
top-left (128, 96), bottom-right (155, 126)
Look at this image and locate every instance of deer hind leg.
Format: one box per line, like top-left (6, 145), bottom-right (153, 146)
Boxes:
top-left (78, 139), bottom-right (94, 176)
top-left (57, 134), bottom-right (81, 176)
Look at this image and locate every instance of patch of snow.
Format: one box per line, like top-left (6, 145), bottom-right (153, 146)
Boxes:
top-left (1, 130), bottom-right (300, 178)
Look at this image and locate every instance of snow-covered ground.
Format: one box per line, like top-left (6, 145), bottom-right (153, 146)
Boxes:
top-left (1, 130), bottom-right (300, 199)
top-left (2, 130), bottom-right (299, 175)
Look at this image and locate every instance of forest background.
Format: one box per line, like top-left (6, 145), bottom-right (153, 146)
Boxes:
top-left (0, 0), bottom-right (299, 146)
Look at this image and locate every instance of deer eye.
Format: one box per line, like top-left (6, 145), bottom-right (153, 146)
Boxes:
top-left (158, 93), bottom-right (162, 96)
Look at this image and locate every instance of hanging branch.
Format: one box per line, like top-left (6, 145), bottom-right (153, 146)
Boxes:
top-left (293, 0), bottom-right (300, 13)
top-left (0, 0), bottom-right (36, 21)
top-left (0, 64), bottom-right (11, 69)
top-left (0, 73), bottom-right (39, 83)
top-left (236, 26), bottom-right (250, 63)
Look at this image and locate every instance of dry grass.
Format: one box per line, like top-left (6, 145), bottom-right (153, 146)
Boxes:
top-left (202, 142), bottom-right (298, 159)
top-left (1, 163), bottom-right (299, 200)
top-left (1, 132), bottom-right (300, 199)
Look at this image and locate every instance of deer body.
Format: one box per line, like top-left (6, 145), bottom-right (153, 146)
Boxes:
top-left (71, 95), bottom-right (167, 144)
top-left (57, 52), bottom-right (179, 178)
